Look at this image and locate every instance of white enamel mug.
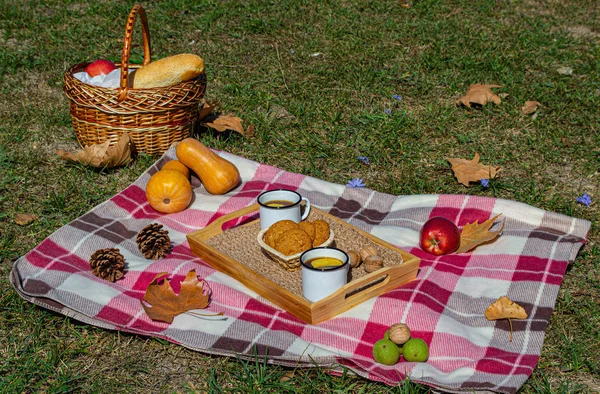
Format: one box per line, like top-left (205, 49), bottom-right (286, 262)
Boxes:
top-left (257, 189), bottom-right (311, 230)
top-left (300, 247), bottom-right (350, 303)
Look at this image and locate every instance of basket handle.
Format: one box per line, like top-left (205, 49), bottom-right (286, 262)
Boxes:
top-left (118, 4), bottom-right (152, 101)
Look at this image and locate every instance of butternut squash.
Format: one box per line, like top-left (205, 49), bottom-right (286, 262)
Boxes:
top-left (176, 138), bottom-right (241, 195)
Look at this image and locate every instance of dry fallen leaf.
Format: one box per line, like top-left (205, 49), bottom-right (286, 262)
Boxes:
top-left (456, 214), bottom-right (504, 254)
top-left (15, 213), bottom-right (36, 226)
top-left (280, 372), bottom-right (295, 383)
top-left (205, 116), bottom-right (245, 135)
top-left (447, 153), bottom-right (501, 187)
top-left (456, 84), bottom-right (503, 108)
top-left (56, 133), bottom-right (132, 168)
top-left (556, 66), bottom-right (573, 76)
top-left (199, 100), bottom-right (247, 136)
top-left (486, 296), bottom-right (527, 320)
top-left (522, 100), bottom-right (541, 115)
top-left (485, 296), bottom-right (528, 342)
top-left (245, 124), bottom-right (256, 138)
top-left (141, 269), bottom-right (214, 323)
top-left (199, 100), bottom-right (217, 120)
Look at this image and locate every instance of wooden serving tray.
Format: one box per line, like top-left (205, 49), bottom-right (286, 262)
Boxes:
top-left (187, 204), bottom-right (421, 325)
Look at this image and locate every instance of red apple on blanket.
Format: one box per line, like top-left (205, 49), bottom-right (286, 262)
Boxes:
top-left (419, 217), bottom-right (460, 256)
top-left (85, 59), bottom-right (117, 77)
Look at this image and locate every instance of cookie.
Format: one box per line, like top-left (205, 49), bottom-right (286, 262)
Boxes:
top-left (274, 228), bottom-right (313, 256)
top-left (312, 220), bottom-right (330, 246)
top-left (298, 221), bottom-right (316, 241)
top-left (264, 220), bottom-right (298, 248)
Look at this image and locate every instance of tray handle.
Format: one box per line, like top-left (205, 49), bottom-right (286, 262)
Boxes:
top-left (118, 4), bottom-right (152, 101)
top-left (341, 269), bottom-right (391, 300)
top-left (312, 264), bottom-right (415, 311)
top-left (196, 203), bottom-right (260, 240)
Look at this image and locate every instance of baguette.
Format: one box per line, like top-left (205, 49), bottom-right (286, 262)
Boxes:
top-left (130, 54), bottom-right (204, 89)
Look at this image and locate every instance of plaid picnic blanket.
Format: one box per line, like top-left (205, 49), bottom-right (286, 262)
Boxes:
top-left (10, 146), bottom-right (590, 394)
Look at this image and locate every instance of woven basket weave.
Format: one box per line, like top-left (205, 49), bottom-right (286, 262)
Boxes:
top-left (63, 5), bottom-right (206, 155)
top-left (257, 228), bottom-right (335, 272)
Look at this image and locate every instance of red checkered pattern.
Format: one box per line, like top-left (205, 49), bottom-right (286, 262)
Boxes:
top-left (10, 146), bottom-right (590, 394)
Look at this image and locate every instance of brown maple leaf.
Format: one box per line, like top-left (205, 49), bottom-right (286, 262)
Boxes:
top-left (14, 213), bottom-right (36, 226)
top-left (447, 153), bottom-right (501, 187)
top-left (456, 84), bottom-right (502, 108)
top-left (141, 269), bottom-right (213, 323)
top-left (485, 296), bottom-right (528, 342)
top-left (521, 100), bottom-right (541, 115)
top-left (245, 124), bottom-right (256, 138)
top-left (206, 116), bottom-right (245, 134)
top-left (456, 213), bottom-right (504, 254)
top-left (56, 132), bottom-right (132, 168)
top-left (199, 100), bottom-right (249, 136)
top-left (199, 100), bottom-right (218, 120)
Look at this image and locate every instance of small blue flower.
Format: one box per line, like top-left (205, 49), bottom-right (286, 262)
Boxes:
top-left (385, 109), bottom-right (392, 116)
top-left (480, 178), bottom-right (489, 188)
top-left (358, 156), bottom-right (370, 165)
top-left (393, 94), bottom-right (403, 101)
top-left (576, 193), bottom-right (592, 207)
top-left (347, 178), bottom-right (366, 188)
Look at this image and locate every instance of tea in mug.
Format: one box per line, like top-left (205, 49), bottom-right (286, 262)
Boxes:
top-left (258, 189), bottom-right (311, 230)
top-left (305, 257), bottom-right (344, 270)
top-left (264, 199), bottom-right (295, 208)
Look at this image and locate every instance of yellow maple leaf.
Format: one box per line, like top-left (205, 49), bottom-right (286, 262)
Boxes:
top-left (456, 214), bottom-right (504, 254)
top-left (456, 83), bottom-right (502, 108)
top-left (447, 153), bottom-right (501, 187)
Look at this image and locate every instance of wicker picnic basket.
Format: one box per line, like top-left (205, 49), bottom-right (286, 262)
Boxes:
top-left (63, 5), bottom-right (206, 155)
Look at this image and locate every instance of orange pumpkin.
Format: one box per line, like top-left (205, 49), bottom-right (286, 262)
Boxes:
top-left (145, 169), bottom-right (193, 214)
top-left (161, 159), bottom-right (190, 178)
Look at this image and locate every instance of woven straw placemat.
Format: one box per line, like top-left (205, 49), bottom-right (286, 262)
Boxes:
top-left (205, 210), bottom-right (405, 297)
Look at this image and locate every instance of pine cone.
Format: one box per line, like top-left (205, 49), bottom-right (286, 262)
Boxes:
top-left (136, 223), bottom-right (171, 260)
top-left (89, 248), bottom-right (126, 282)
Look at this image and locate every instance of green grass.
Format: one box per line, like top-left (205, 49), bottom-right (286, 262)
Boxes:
top-left (1, 0), bottom-right (599, 392)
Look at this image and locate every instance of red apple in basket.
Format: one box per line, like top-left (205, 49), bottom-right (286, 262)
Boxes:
top-left (85, 59), bottom-right (117, 77)
top-left (419, 217), bottom-right (460, 256)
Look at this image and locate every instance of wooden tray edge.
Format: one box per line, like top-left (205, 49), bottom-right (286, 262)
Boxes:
top-left (186, 204), bottom-right (422, 325)
top-left (187, 235), bottom-right (315, 323)
top-left (309, 257), bottom-right (420, 324)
